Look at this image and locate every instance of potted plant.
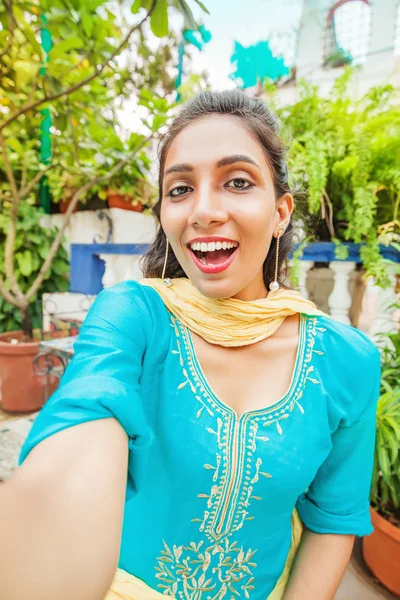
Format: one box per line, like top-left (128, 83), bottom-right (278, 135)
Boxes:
top-left (362, 328), bottom-right (400, 595)
top-left (0, 202), bottom-right (70, 411)
top-left (101, 152), bottom-right (155, 212)
top-left (0, 0), bottom-right (206, 412)
top-left (268, 72), bottom-right (400, 315)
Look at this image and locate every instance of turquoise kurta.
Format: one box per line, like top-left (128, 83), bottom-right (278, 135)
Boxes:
top-left (20, 281), bottom-right (381, 599)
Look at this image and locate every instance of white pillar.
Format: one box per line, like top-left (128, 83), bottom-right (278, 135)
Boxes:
top-left (298, 260), bottom-right (314, 298)
top-left (100, 255), bottom-right (119, 289)
top-left (330, 262), bottom-right (356, 325)
top-left (369, 265), bottom-right (398, 339)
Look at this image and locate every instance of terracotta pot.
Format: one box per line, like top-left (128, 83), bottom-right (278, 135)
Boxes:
top-left (106, 191), bottom-right (143, 212)
top-left (0, 330), bottom-right (61, 413)
top-left (363, 507), bottom-right (400, 595)
top-left (59, 197), bottom-right (78, 214)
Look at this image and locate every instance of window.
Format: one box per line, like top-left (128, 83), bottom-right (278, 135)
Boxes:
top-left (324, 0), bottom-right (371, 67)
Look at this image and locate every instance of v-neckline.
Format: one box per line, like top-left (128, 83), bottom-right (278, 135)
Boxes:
top-left (176, 314), bottom-right (309, 422)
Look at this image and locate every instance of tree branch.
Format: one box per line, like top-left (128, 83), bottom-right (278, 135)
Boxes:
top-left (0, 132), bottom-right (18, 201)
top-left (323, 190), bottom-right (336, 239)
top-left (18, 162), bottom-right (57, 200)
top-left (0, 0), bottom-right (15, 62)
top-left (0, 133), bottom-right (25, 299)
top-left (26, 136), bottom-right (153, 302)
top-left (0, 275), bottom-right (22, 309)
top-left (0, 2), bottom-right (156, 133)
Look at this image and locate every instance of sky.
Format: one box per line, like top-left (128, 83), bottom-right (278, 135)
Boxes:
top-left (178, 0), bottom-right (304, 90)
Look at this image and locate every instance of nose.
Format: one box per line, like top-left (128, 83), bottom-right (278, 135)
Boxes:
top-left (188, 183), bottom-right (228, 229)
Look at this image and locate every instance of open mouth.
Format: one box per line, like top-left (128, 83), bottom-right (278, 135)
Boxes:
top-left (188, 240), bottom-right (239, 273)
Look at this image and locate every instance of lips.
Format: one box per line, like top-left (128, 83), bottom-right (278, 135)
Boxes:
top-left (187, 239), bottom-right (239, 274)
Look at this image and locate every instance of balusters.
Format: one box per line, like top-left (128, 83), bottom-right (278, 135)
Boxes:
top-left (329, 262), bottom-right (356, 325)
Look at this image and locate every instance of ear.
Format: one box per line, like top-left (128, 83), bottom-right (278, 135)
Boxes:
top-left (273, 193), bottom-right (294, 236)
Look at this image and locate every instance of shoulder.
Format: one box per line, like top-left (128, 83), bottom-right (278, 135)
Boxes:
top-left (316, 315), bottom-right (380, 370)
top-left (83, 281), bottom-right (169, 340)
top-left (310, 315), bottom-right (381, 423)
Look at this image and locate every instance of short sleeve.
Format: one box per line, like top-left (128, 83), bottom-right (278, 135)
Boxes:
top-left (296, 347), bottom-right (381, 537)
top-left (19, 282), bottom-right (153, 484)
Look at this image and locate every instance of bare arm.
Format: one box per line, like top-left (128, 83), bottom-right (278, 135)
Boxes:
top-left (0, 418), bottom-right (128, 600)
top-left (283, 529), bottom-right (354, 600)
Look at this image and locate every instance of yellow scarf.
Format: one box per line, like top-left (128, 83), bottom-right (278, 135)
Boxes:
top-left (141, 277), bottom-right (324, 347)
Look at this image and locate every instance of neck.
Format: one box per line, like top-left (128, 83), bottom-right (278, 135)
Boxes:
top-left (232, 275), bottom-right (268, 302)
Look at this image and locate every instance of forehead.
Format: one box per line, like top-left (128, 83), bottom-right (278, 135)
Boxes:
top-left (164, 114), bottom-right (268, 170)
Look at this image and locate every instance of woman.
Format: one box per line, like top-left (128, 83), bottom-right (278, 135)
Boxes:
top-left (0, 91), bottom-right (380, 600)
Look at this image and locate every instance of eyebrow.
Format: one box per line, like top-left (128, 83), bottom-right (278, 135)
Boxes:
top-left (164, 154), bottom-right (259, 177)
top-left (164, 163), bottom-right (194, 176)
top-left (216, 154), bottom-right (259, 169)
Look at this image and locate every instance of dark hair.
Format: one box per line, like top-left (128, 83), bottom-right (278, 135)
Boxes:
top-left (142, 90), bottom-right (294, 287)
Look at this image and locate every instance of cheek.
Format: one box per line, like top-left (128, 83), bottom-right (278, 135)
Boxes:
top-left (236, 197), bottom-right (275, 245)
top-left (160, 202), bottom-right (187, 250)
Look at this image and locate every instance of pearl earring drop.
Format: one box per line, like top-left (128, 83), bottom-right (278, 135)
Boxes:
top-left (269, 226), bottom-right (285, 292)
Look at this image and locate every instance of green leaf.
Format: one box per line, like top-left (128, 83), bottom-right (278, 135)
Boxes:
top-left (16, 250), bottom-right (33, 277)
top-left (176, 0), bottom-right (199, 30)
top-left (81, 12), bottom-right (94, 37)
top-left (6, 137), bottom-right (24, 154)
top-left (49, 36), bottom-right (85, 61)
top-left (194, 0), bottom-right (210, 14)
top-left (14, 60), bottom-right (40, 89)
top-left (130, 0), bottom-right (142, 13)
top-left (150, 0), bottom-right (169, 37)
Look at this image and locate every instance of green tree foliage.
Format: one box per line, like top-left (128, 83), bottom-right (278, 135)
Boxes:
top-left (0, 203), bottom-right (69, 332)
top-left (268, 71), bottom-right (400, 285)
top-left (0, 0), bottom-right (208, 338)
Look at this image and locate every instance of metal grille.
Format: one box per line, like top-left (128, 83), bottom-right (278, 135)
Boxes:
top-left (325, 0), bottom-right (371, 67)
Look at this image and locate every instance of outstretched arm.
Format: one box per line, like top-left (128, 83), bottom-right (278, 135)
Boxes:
top-left (0, 418), bottom-right (128, 600)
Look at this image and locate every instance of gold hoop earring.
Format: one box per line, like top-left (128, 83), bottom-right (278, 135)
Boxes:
top-left (162, 238), bottom-right (171, 285)
top-left (269, 225), bottom-right (285, 292)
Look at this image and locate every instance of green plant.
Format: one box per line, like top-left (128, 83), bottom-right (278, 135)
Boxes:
top-left (0, 0), bottom-right (208, 340)
top-left (267, 70), bottom-right (400, 286)
top-left (0, 202), bottom-right (69, 333)
top-left (371, 328), bottom-right (400, 523)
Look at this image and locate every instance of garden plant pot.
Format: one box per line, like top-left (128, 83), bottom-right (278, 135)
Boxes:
top-left (59, 197), bottom-right (79, 214)
top-left (107, 191), bottom-right (143, 212)
top-left (362, 507), bottom-right (400, 595)
top-left (0, 330), bottom-right (61, 413)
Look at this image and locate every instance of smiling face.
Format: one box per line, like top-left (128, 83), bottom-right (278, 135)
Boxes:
top-left (160, 115), bottom-right (293, 301)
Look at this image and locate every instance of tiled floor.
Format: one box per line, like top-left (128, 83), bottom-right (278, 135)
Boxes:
top-left (0, 408), bottom-right (397, 598)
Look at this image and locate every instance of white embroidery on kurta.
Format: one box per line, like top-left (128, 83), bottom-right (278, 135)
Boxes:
top-left (156, 316), bottom-right (324, 597)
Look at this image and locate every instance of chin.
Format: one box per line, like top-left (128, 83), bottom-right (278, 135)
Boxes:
top-left (190, 276), bottom-right (240, 300)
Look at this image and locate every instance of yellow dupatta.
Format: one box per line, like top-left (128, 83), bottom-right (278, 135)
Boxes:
top-left (141, 277), bottom-right (324, 347)
top-left (105, 277), bottom-right (321, 599)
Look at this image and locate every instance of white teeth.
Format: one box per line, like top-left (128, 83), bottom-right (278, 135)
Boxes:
top-left (200, 257), bottom-right (207, 264)
top-left (189, 241), bottom-right (239, 252)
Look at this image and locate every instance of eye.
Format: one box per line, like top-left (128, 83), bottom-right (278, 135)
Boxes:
top-left (167, 185), bottom-right (192, 198)
top-left (225, 178), bottom-right (254, 191)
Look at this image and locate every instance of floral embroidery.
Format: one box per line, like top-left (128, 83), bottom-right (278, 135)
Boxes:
top-left (155, 539), bottom-right (257, 599)
top-left (155, 315), bottom-right (324, 597)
